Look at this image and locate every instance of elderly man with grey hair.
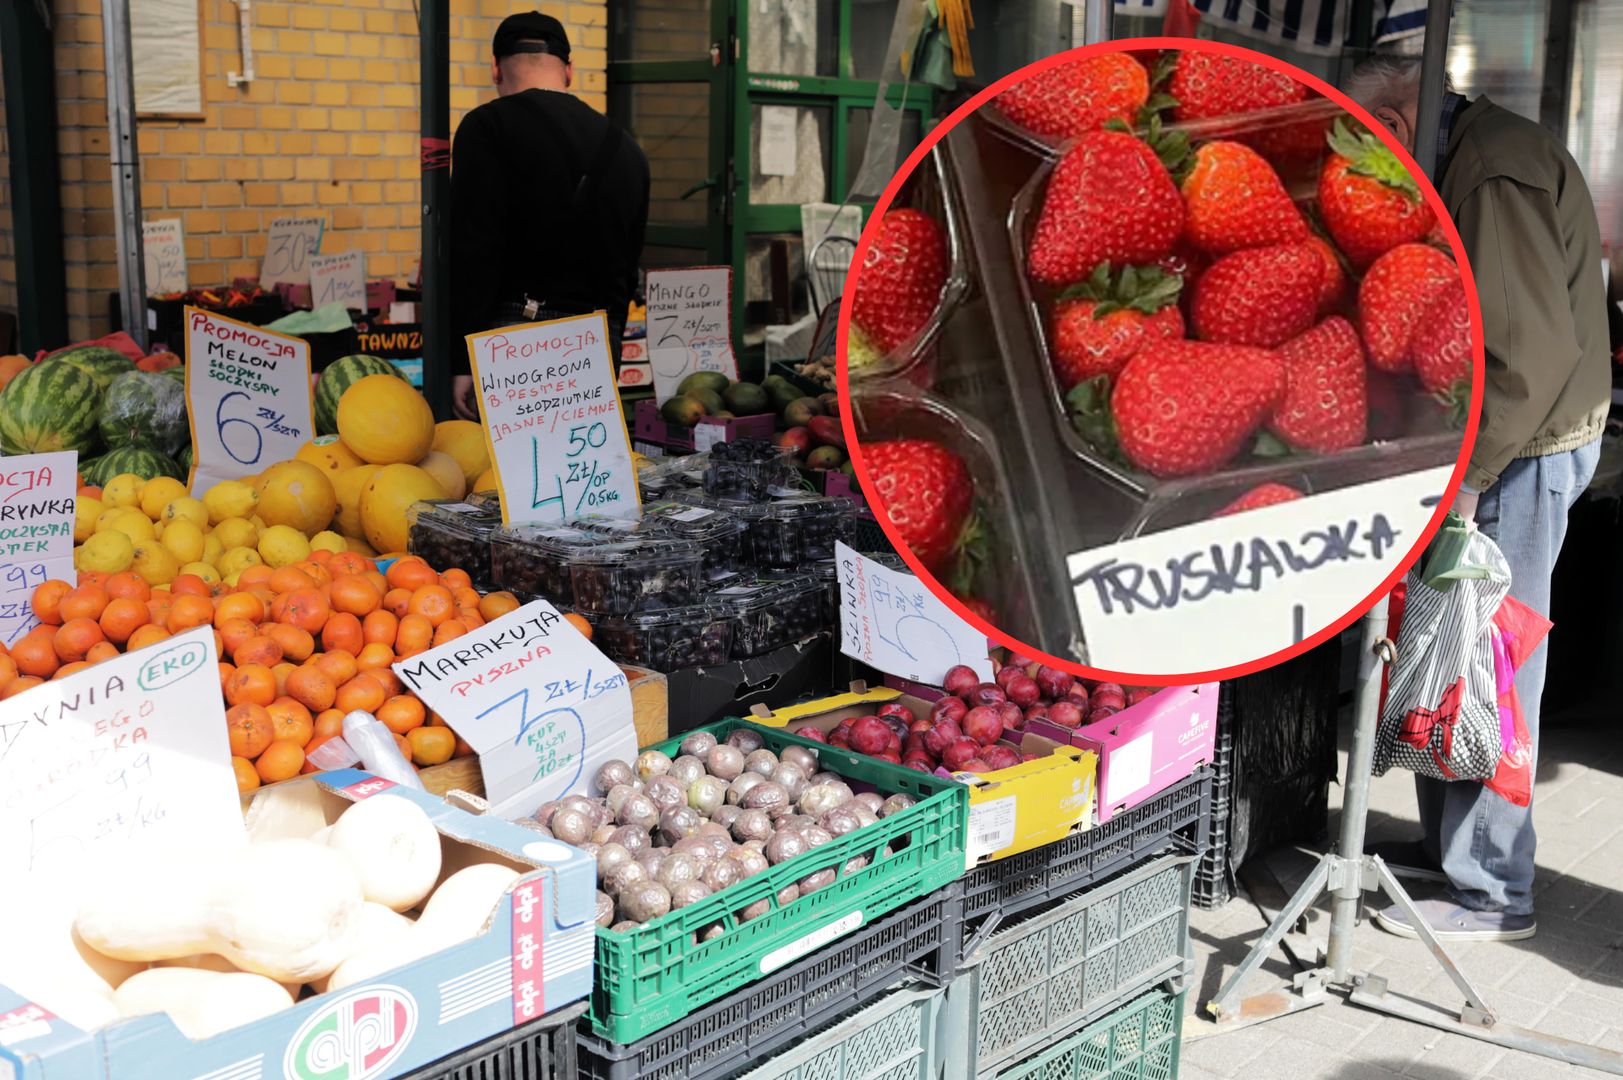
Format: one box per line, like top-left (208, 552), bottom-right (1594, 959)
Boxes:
top-left (1344, 54), bottom-right (1609, 942)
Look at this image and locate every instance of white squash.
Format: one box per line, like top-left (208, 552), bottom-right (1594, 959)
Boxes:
top-left (114, 967), bottom-right (292, 1040)
top-left (76, 839), bottom-right (363, 984)
top-left (156, 954), bottom-right (300, 998)
top-left (327, 864), bottom-right (518, 992)
top-left (326, 794), bottom-right (442, 912)
top-left (312, 903), bottom-right (414, 995)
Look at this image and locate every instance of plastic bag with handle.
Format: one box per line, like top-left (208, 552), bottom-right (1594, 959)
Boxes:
top-left (1375, 512), bottom-right (1511, 781)
top-left (1482, 595), bottom-right (1551, 807)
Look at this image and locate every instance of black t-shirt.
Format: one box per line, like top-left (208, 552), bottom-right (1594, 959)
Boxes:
top-left (449, 89), bottom-right (650, 372)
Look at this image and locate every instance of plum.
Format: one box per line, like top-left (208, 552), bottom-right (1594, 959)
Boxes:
top-left (923, 720), bottom-right (962, 758)
top-left (1006, 652), bottom-right (1041, 676)
top-left (881, 715), bottom-right (911, 742)
top-left (942, 664), bottom-right (980, 697)
top-left (995, 665), bottom-right (1023, 691)
top-left (942, 737), bottom-right (981, 771)
top-left (930, 696), bottom-right (968, 725)
top-left (1036, 665), bottom-right (1075, 701)
top-left (1127, 687), bottom-right (1156, 706)
top-left (902, 755), bottom-right (935, 772)
top-left (875, 751), bottom-right (902, 764)
top-left (1065, 683), bottom-right (1091, 707)
top-left (981, 744), bottom-right (1021, 770)
top-left (797, 726), bottom-right (828, 744)
top-left (959, 758), bottom-right (990, 772)
top-left (907, 718), bottom-right (934, 736)
top-left (877, 703), bottom-right (914, 721)
top-left (968, 683), bottom-right (1007, 708)
top-left (1091, 682), bottom-right (1127, 710)
top-left (849, 716), bottom-right (892, 755)
top-left (1089, 706), bottom-right (1120, 723)
top-left (1047, 700), bottom-right (1084, 728)
top-left (1005, 675), bottom-right (1041, 708)
top-left (1024, 704), bottom-right (1049, 726)
top-left (997, 702), bottom-right (1025, 732)
top-left (962, 705), bottom-right (1005, 745)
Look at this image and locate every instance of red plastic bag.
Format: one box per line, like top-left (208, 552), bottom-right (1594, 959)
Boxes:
top-left (1483, 596), bottom-right (1550, 807)
top-left (34, 331), bottom-right (145, 365)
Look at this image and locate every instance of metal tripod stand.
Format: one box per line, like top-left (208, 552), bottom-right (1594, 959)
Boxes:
top-left (1203, 595), bottom-right (1623, 1074)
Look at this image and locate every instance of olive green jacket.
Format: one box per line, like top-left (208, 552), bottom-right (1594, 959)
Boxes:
top-left (1438, 97), bottom-right (1609, 492)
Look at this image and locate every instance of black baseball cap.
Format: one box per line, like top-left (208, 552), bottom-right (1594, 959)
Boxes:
top-left (493, 11), bottom-right (571, 62)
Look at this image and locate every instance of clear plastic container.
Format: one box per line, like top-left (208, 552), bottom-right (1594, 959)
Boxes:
top-left (568, 539), bottom-right (706, 615)
top-left (680, 491), bottom-right (854, 569)
top-left (406, 499), bottom-right (504, 586)
top-left (708, 574), bottom-right (826, 658)
top-left (631, 501), bottom-right (751, 580)
top-left (700, 438), bottom-right (801, 502)
top-left (637, 453), bottom-right (708, 499)
top-left (489, 524), bottom-right (622, 605)
top-left (594, 605), bottom-right (734, 670)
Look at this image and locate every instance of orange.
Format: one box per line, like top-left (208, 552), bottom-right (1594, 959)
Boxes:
top-left (301, 734), bottom-right (341, 772)
top-left (146, 594), bottom-right (173, 628)
top-left (292, 560), bottom-right (333, 587)
top-left (271, 661), bottom-right (297, 696)
top-left (456, 608), bottom-right (485, 630)
top-left (381, 587), bottom-right (412, 619)
top-left (77, 570), bottom-right (108, 590)
top-left (85, 641), bottom-right (121, 664)
top-left (407, 726), bottom-right (456, 766)
top-left (267, 697), bottom-right (314, 745)
top-left (355, 642), bottom-right (395, 672)
top-left (330, 575), bottom-right (381, 617)
top-left (217, 618), bottom-right (259, 658)
top-left (407, 585), bottom-right (454, 627)
top-left (321, 612), bottom-right (364, 655)
top-left (255, 739), bottom-right (305, 783)
top-left (563, 613), bottom-right (593, 640)
top-left (238, 564), bottom-right (275, 589)
top-left (454, 735), bottom-right (475, 758)
top-left (54, 661), bottom-right (92, 680)
top-left (264, 623), bottom-right (315, 662)
top-left (166, 594), bottom-right (216, 634)
top-left (334, 673), bottom-right (386, 714)
top-left (314, 649), bottom-right (359, 686)
top-left (52, 619), bottom-right (105, 663)
top-left (394, 613), bottom-right (433, 656)
top-left (99, 597), bottom-right (150, 644)
top-left (368, 668), bottom-right (404, 697)
top-left (226, 702), bottom-right (275, 758)
top-left (330, 552), bottom-right (375, 578)
top-left (126, 624), bottom-right (171, 652)
top-left (377, 695), bottom-right (426, 735)
top-left (29, 580), bottom-right (71, 626)
top-left (234, 634), bottom-right (284, 668)
top-left (215, 591), bottom-right (265, 626)
top-left (439, 567), bottom-right (473, 591)
top-left (105, 571), bottom-right (152, 602)
top-left (450, 586), bottom-right (481, 611)
top-left (0, 655), bottom-right (17, 694)
top-left (385, 557), bottom-right (438, 591)
top-left (362, 610), bottom-right (398, 646)
top-left (248, 587), bottom-right (277, 612)
top-left (219, 661), bottom-right (236, 693)
top-left (432, 619), bottom-right (468, 647)
top-left (393, 732), bottom-right (413, 760)
top-left (171, 573), bottom-right (214, 598)
top-left (269, 592), bottom-right (291, 623)
top-left (282, 587), bottom-right (331, 634)
top-left (232, 756), bottom-right (260, 795)
top-left (478, 591), bottom-right (521, 622)
top-left (226, 664), bottom-right (278, 707)
top-left (2, 675), bottom-right (43, 699)
top-left (286, 667), bottom-right (337, 712)
top-left (59, 585), bottom-right (110, 623)
top-left (11, 633), bottom-right (60, 678)
top-left (310, 548), bottom-right (335, 565)
top-left (313, 708), bottom-right (346, 741)
top-left (363, 570), bottom-right (388, 596)
top-left (268, 566), bottom-right (317, 595)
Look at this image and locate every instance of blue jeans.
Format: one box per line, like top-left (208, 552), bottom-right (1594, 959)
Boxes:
top-left (1415, 439), bottom-right (1600, 915)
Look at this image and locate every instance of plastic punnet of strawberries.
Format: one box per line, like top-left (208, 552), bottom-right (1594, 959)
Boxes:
top-left (1009, 49), bottom-right (1471, 501)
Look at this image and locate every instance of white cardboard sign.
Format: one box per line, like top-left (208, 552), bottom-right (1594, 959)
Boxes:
top-left (183, 306), bottom-right (316, 495)
top-left (259, 215), bottom-right (324, 287)
top-left (466, 313), bottom-right (641, 525)
top-left (0, 626), bottom-right (244, 895)
top-left (0, 452), bottom-right (80, 648)
top-left (759, 105), bottom-right (798, 177)
top-left (1067, 466), bottom-right (1455, 672)
top-left (836, 543), bottom-right (994, 684)
top-left (392, 599), bottom-right (636, 817)
top-left (644, 267), bottom-right (740, 405)
top-left (141, 218), bottom-right (188, 296)
top-left (308, 249), bottom-right (367, 310)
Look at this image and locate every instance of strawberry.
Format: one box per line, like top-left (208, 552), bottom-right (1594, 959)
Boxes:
top-left (1307, 235), bottom-right (1349, 315)
top-left (1191, 243), bottom-right (1323, 347)
top-left (1214, 483), bottom-right (1305, 517)
top-left (996, 53), bottom-right (1151, 144)
top-left (1085, 340), bottom-right (1287, 477)
top-left (862, 438), bottom-right (980, 579)
top-left (1049, 264), bottom-right (1184, 389)
top-left (955, 594), bottom-right (998, 626)
top-left (1358, 243), bottom-right (1459, 373)
top-left (1269, 316), bottom-right (1368, 452)
top-left (851, 209), bottom-right (948, 355)
top-left (1411, 278), bottom-right (1473, 406)
top-left (1028, 129), bottom-right (1186, 287)
top-left (1181, 141), bottom-right (1310, 256)
top-left (1169, 52), bottom-right (1330, 165)
top-left (1318, 120), bottom-right (1437, 268)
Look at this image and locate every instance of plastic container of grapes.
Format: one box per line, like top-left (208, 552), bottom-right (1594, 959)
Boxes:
top-left (674, 490), bottom-right (855, 570)
top-left (406, 498), bottom-right (504, 586)
top-left (568, 539), bottom-right (707, 615)
top-left (593, 501), bottom-right (750, 581)
top-left (489, 523), bottom-right (627, 606)
top-left (594, 605), bottom-right (734, 670)
top-left (708, 574), bottom-right (827, 659)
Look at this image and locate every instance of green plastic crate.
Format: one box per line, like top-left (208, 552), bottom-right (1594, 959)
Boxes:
top-left (988, 988), bottom-right (1185, 1080)
top-left (738, 984), bottom-right (944, 1080)
top-left (590, 718), bottom-right (968, 1042)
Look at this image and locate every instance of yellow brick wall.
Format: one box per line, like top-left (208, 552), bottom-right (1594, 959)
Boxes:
top-left (6, 0), bottom-right (608, 343)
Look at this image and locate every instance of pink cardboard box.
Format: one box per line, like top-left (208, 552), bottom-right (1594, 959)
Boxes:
top-left (1028, 683), bottom-right (1219, 821)
top-left (632, 398), bottom-right (776, 452)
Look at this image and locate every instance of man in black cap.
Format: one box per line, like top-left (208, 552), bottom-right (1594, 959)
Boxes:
top-left (449, 11), bottom-right (650, 418)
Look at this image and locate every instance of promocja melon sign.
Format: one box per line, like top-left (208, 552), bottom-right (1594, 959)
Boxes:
top-left (282, 986), bottom-right (417, 1080)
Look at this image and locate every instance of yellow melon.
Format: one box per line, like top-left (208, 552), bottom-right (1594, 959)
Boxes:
top-left (431, 420), bottom-right (492, 486)
top-left (472, 467), bottom-right (497, 495)
top-left (332, 464), bottom-right (381, 539)
top-left (295, 435), bottom-right (364, 477)
top-left (360, 464), bottom-right (446, 554)
top-left (336, 375), bottom-right (435, 465)
top-left (415, 451), bottom-right (468, 500)
top-left (255, 460), bottom-right (338, 536)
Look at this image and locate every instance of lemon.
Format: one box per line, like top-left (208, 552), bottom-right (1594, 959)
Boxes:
top-left (345, 535), bottom-right (378, 556)
top-left (102, 508), bottom-right (156, 544)
top-left (102, 473), bottom-right (146, 510)
top-left (212, 517), bottom-right (259, 551)
top-left (74, 496), bottom-right (104, 544)
top-left (130, 540), bottom-right (181, 586)
top-left (201, 532), bottom-right (224, 567)
top-left (161, 519), bottom-right (206, 564)
top-left (309, 530), bottom-right (347, 554)
top-left (76, 530), bottom-right (135, 574)
top-left (218, 545), bottom-right (264, 578)
top-left (257, 524), bottom-right (310, 568)
top-left (203, 480), bottom-right (257, 525)
top-left (162, 496), bottom-right (209, 530)
top-left (180, 561), bottom-right (221, 586)
top-left (249, 514), bottom-right (267, 532)
top-left (139, 477), bottom-right (188, 521)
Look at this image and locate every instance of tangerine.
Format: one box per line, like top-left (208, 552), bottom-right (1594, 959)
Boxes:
top-left (85, 641), bottom-right (121, 664)
top-left (215, 592), bottom-right (265, 626)
top-left (432, 619), bottom-right (469, 647)
top-left (216, 618), bottom-right (258, 657)
top-left (478, 591), bottom-right (521, 622)
top-left (320, 612), bottom-right (364, 655)
top-left (255, 739), bottom-right (305, 783)
top-left (29, 580), bottom-right (71, 626)
top-left (377, 695), bottom-right (426, 735)
top-left (234, 634), bottom-right (284, 668)
top-left (381, 587), bottom-right (412, 619)
top-left (361, 610), bottom-right (398, 646)
top-left (334, 673), bottom-right (387, 714)
top-left (563, 613), bottom-right (593, 640)
top-left (314, 649), bottom-right (359, 686)
top-left (226, 702), bottom-right (274, 757)
top-left (2, 675), bottom-right (43, 698)
top-left (166, 594), bottom-right (216, 634)
top-left (285, 667), bottom-right (337, 712)
top-left (268, 566), bottom-right (317, 594)
top-left (59, 585), bottom-right (110, 623)
top-left (407, 726), bottom-right (456, 766)
top-left (238, 564), bottom-right (275, 589)
top-left (406, 585), bottom-right (454, 627)
top-left (271, 661), bottom-right (297, 696)
top-left (355, 642), bottom-right (395, 672)
top-left (385, 557), bottom-right (438, 591)
top-left (104, 571), bottom-right (152, 602)
top-left (313, 708), bottom-right (346, 740)
top-left (439, 567), bottom-right (473, 591)
top-left (52, 618), bottom-right (105, 663)
top-left (0, 655), bottom-right (17, 693)
top-left (99, 597), bottom-right (151, 644)
top-left (54, 661), bottom-right (92, 680)
top-left (232, 756), bottom-right (260, 794)
top-left (281, 587), bottom-right (331, 634)
top-left (394, 613), bottom-right (433, 656)
top-left (329, 575), bottom-right (381, 617)
top-left (367, 668), bottom-right (405, 697)
top-left (126, 624), bottom-right (171, 651)
top-left (11, 633), bottom-right (60, 678)
top-left (264, 623), bottom-right (315, 662)
top-left (170, 573), bottom-right (214, 598)
top-left (267, 697), bottom-right (314, 745)
top-left (219, 661), bottom-right (236, 693)
top-left (226, 664), bottom-right (277, 707)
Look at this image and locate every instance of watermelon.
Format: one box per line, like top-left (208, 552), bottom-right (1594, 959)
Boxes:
top-left (179, 443), bottom-right (193, 475)
top-left (161, 365), bottom-right (186, 384)
top-left (0, 361), bottom-right (103, 455)
top-left (100, 370), bottom-right (189, 456)
top-left (86, 444), bottom-right (184, 486)
top-left (315, 354), bottom-right (403, 435)
top-left (44, 345), bottom-right (137, 394)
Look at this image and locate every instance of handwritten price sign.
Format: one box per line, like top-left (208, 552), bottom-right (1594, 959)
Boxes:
top-left (259, 215), bottom-right (324, 287)
top-left (0, 452), bottom-right (79, 647)
top-left (1067, 466), bottom-right (1455, 672)
top-left (308, 249), bottom-right (366, 310)
top-left (393, 599), bottom-right (636, 817)
top-left (836, 543), bottom-right (994, 684)
top-left (183, 307), bottom-right (315, 494)
top-left (644, 267), bottom-right (740, 404)
top-left (466, 313), bottom-right (641, 526)
top-left (141, 218), bottom-right (187, 295)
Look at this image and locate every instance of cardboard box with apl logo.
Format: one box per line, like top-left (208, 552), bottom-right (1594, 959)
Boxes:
top-left (0, 770), bottom-right (597, 1080)
top-left (1027, 683), bottom-right (1219, 822)
top-left (751, 684), bottom-right (1098, 870)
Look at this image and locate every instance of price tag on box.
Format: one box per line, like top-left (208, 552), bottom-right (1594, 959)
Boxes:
top-left (307, 249), bottom-right (366, 310)
top-left (259, 215), bottom-right (324, 288)
top-left (0, 451), bottom-right (78, 647)
top-left (183, 306), bottom-right (316, 494)
top-left (141, 218), bottom-right (187, 295)
top-left (835, 543), bottom-right (993, 684)
top-left (644, 267), bottom-right (739, 404)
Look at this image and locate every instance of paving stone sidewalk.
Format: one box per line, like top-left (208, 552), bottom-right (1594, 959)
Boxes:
top-left (1179, 715), bottom-right (1623, 1080)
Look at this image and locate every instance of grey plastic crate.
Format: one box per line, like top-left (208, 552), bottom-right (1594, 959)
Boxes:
top-left (577, 886), bottom-right (959, 1080)
top-left (942, 847), bottom-right (1197, 1077)
top-left (985, 987), bottom-right (1185, 1080)
top-left (397, 1002), bottom-right (582, 1080)
top-left (737, 983), bottom-right (944, 1080)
